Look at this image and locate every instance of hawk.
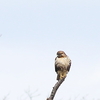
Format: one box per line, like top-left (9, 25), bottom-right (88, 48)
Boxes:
top-left (55, 51), bottom-right (71, 80)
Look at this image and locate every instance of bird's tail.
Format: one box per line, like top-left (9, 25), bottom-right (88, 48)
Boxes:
top-left (57, 74), bottom-right (60, 80)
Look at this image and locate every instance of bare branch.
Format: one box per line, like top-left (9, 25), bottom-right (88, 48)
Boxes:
top-left (47, 77), bottom-right (66, 100)
top-left (3, 93), bottom-right (10, 100)
top-left (25, 88), bottom-right (40, 100)
top-left (0, 34), bottom-right (2, 37)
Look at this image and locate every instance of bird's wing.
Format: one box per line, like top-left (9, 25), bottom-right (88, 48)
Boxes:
top-left (67, 59), bottom-right (71, 71)
top-left (55, 57), bottom-right (61, 72)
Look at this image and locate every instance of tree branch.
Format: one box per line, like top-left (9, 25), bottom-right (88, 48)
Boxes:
top-left (47, 77), bottom-right (66, 100)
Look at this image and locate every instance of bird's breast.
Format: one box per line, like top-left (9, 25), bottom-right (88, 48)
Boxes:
top-left (55, 57), bottom-right (69, 67)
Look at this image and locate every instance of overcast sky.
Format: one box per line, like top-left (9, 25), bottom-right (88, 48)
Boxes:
top-left (0, 0), bottom-right (100, 100)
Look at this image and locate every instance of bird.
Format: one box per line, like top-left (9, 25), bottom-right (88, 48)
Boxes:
top-left (55, 51), bottom-right (71, 80)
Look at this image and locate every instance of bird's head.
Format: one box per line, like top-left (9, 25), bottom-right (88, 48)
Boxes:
top-left (57, 51), bottom-right (67, 58)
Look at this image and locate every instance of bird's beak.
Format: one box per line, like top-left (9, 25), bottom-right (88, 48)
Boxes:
top-left (57, 55), bottom-right (61, 57)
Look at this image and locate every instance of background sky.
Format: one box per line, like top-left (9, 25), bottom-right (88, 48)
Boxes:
top-left (0, 0), bottom-right (100, 100)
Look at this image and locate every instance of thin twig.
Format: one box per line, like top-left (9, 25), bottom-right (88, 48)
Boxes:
top-left (47, 77), bottom-right (66, 100)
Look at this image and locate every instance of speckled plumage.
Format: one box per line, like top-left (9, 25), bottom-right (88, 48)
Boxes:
top-left (55, 51), bottom-right (71, 80)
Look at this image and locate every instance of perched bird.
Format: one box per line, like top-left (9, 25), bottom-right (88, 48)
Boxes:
top-left (55, 51), bottom-right (71, 80)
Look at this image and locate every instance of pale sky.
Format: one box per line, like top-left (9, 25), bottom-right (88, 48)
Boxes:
top-left (0, 0), bottom-right (100, 100)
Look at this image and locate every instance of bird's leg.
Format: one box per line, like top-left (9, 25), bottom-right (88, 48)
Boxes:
top-left (57, 71), bottom-right (62, 80)
top-left (63, 70), bottom-right (68, 78)
top-left (61, 70), bottom-right (66, 78)
top-left (59, 71), bottom-right (63, 79)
